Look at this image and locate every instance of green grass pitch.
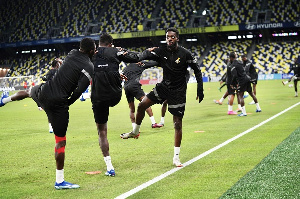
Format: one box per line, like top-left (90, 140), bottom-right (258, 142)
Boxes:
top-left (0, 79), bottom-right (299, 199)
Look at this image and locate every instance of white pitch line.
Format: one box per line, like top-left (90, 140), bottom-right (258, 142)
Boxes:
top-left (115, 102), bottom-right (300, 199)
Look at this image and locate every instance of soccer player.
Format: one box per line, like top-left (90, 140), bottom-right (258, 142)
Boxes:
top-left (30, 38), bottom-right (95, 189)
top-left (282, 57), bottom-right (300, 97)
top-left (0, 58), bottom-right (63, 133)
top-left (91, 33), bottom-right (141, 177)
top-left (120, 28), bottom-right (204, 167)
top-left (123, 61), bottom-right (163, 129)
top-left (241, 55), bottom-right (258, 104)
top-left (225, 53), bottom-right (238, 115)
top-left (229, 52), bottom-right (261, 117)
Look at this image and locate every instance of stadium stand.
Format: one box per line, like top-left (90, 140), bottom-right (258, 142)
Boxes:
top-left (98, 0), bottom-right (158, 33)
top-left (59, 0), bottom-right (106, 38)
top-left (157, 0), bottom-right (202, 29)
top-left (251, 41), bottom-right (300, 74)
top-left (201, 40), bottom-right (251, 77)
top-left (268, 0), bottom-right (299, 23)
top-left (8, 0), bottom-right (73, 42)
top-left (205, 0), bottom-right (263, 26)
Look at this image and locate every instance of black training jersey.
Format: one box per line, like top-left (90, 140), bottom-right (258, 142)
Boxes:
top-left (243, 59), bottom-right (257, 80)
top-left (40, 49), bottom-right (93, 105)
top-left (231, 60), bottom-right (250, 85)
top-left (289, 62), bottom-right (300, 75)
top-left (91, 47), bottom-right (139, 103)
top-left (123, 60), bottom-right (158, 88)
top-left (44, 69), bottom-right (57, 81)
top-left (139, 46), bottom-right (203, 92)
top-left (226, 61), bottom-right (234, 85)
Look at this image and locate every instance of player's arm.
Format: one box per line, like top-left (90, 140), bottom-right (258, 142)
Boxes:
top-left (188, 54), bottom-right (204, 103)
top-left (249, 63), bottom-right (258, 81)
top-left (220, 71), bottom-right (227, 84)
top-left (230, 66), bottom-right (237, 87)
top-left (138, 48), bottom-right (160, 62)
top-left (68, 71), bottom-right (92, 106)
top-left (117, 49), bottom-right (140, 63)
top-left (140, 60), bottom-right (159, 68)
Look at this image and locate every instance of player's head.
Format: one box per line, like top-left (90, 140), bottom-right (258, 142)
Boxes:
top-left (166, 28), bottom-right (179, 49)
top-left (80, 38), bottom-right (96, 59)
top-left (229, 52), bottom-right (237, 61)
top-left (99, 33), bottom-right (113, 47)
top-left (241, 54), bottom-right (247, 62)
top-left (52, 58), bottom-right (63, 69)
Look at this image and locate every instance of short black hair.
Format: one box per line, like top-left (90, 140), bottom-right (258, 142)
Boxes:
top-left (241, 54), bottom-right (247, 58)
top-left (100, 33), bottom-right (113, 46)
top-left (229, 52), bottom-right (236, 58)
top-left (80, 38), bottom-right (95, 53)
top-left (52, 58), bottom-right (59, 68)
top-left (166, 27), bottom-right (179, 38)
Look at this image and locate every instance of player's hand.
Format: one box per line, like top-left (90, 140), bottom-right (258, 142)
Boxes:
top-left (137, 62), bottom-right (145, 67)
top-left (147, 47), bottom-right (158, 51)
top-left (220, 80), bottom-right (223, 85)
top-left (120, 73), bottom-right (128, 81)
top-left (196, 92), bottom-right (204, 103)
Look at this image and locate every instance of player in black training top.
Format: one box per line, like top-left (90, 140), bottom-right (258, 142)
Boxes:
top-left (0, 58), bottom-right (63, 133)
top-left (91, 33), bottom-right (140, 177)
top-left (120, 28), bottom-right (204, 168)
top-left (282, 57), bottom-right (300, 97)
top-left (226, 53), bottom-right (239, 115)
top-left (229, 52), bottom-right (261, 117)
top-left (30, 38), bottom-right (95, 190)
top-left (241, 55), bottom-right (258, 104)
top-left (123, 60), bottom-right (163, 129)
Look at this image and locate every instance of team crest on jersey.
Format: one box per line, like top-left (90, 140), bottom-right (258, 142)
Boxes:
top-left (175, 58), bottom-right (180, 64)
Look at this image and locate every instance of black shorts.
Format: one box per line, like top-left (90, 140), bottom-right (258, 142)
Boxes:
top-left (227, 85), bottom-right (236, 95)
top-left (92, 96), bottom-right (121, 124)
top-left (237, 82), bottom-right (252, 93)
top-left (124, 84), bottom-right (145, 103)
top-left (31, 84), bottom-right (69, 137)
top-left (147, 83), bottom-right (186, 118)
top-left (30, 84), bottom-right (43, 108)
top-left (250, 79), bottom-right (258, 85)
top-left (45, 105), bottom-right (69, 137)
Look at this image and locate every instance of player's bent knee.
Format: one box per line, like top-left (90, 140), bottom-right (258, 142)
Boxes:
top-left (55, 135), bottom-right (66, 154)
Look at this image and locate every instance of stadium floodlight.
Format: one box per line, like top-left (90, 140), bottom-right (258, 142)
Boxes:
top-left (160, 41), bottom-right (167, 43)
top-left (186, 38), bottom-right (197, 42)
top-left (246, 35), bottom-right (253, 38)
top-left (228, 36), bottom-right (237, 40)
top-left (32, 50), bottom-right (36, 53)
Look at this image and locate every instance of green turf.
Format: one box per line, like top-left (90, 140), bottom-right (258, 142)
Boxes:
top-left (0, 79), bottom-right (299, 199)
top-left (220, 127), bottom-right (300, 199)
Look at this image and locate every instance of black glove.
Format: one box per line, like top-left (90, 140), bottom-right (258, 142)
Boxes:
top-left (197, 84), bottom-right (204, 103)
top-left (197, 91), bottom-right (204, 103)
